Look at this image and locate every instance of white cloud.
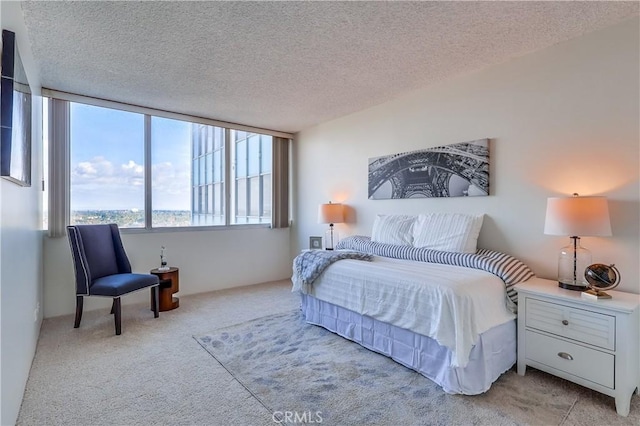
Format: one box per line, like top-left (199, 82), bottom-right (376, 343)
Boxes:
top-left (121, 160), bottom-right (143, 174)
top-left (121, 160), bottom-right (144, 186)
top-left (72, 156), bottom-right (142, 187)
top-left (152, 162), bottom-right (191, 209)
top-left (71, 157), bottom-right (190, 210)
top-left (76, 162), bottom-right (96, 175)
top-left (74, 156), bottom-right (114, 179)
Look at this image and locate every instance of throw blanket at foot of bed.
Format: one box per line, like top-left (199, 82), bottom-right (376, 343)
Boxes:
top-left (292, 250), bottom-right (373, 293)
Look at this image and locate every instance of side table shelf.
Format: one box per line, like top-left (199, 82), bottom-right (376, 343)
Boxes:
top-left (150, 267), bottom-right (180, 312)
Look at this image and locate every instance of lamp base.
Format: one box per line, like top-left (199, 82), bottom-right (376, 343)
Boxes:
top-left (556, 238), bottom-right (591, 292)
top-left (558, 281), bottom-right (589, 291)
top-left (324, 228), bottom-right (339, 251)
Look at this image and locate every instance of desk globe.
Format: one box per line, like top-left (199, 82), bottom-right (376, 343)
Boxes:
top-left (583, 263), bottom-right (620, 299)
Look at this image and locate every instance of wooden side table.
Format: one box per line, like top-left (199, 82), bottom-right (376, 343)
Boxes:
top-left (150, 267), bottom-right (180, 312)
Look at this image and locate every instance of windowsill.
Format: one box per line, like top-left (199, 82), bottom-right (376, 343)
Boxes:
top-left (119, 223), bottom-right (272, 234)
top-left (41, 223), bottom-right (277, 239)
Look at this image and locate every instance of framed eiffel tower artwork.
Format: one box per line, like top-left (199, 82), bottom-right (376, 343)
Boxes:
top-left (368, 139), bottom-right (489, 200)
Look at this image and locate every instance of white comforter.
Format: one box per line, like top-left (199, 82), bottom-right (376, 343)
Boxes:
top-left (296, 255), bottom-right (516, 368)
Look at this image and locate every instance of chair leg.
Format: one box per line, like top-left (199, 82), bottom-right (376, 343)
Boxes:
top-left (113, 297), bottom-right (122, 335)
top-left (110, 299), bottom-right (116, 315)
top-left (151, 286), bottom-right (159, 318)
top-left (74, 296), bottom-right (84, 328)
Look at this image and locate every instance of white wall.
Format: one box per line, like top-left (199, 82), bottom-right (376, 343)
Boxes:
top-left (0, 3), bottom-right (44, 424)
top-left (292, 18), bottom-right (640, 294)
top-left (43, 227), bottom-right (291, 318)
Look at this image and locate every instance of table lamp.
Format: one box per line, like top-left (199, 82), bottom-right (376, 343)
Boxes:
top-left (318, 202), bottom-right (344, 250)
top-left (544, 193), bottom-right (612, 290)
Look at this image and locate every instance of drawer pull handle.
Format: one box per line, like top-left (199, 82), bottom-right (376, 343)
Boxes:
top-left (558, 352), bottom-right (573, 361)
top-left (562, 320), bottom-right (569, 325)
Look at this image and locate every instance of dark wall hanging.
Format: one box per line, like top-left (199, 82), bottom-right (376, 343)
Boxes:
top-left (1, 29), bottom-right (32, 187)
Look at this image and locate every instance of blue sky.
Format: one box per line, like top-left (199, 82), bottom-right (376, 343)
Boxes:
top-left (69, 103), bottom-right (191, 210)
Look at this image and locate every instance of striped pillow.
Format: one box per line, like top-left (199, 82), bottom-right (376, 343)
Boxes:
top-left (413, 213), bottom-right (484, 253)
top-left (371, 214), bottom-right (416, 246)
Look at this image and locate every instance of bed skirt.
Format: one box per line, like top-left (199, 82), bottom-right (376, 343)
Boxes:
top-left (300, 294), bottom-right (516, 395)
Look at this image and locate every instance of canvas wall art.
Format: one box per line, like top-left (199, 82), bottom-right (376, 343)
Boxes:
top-left (1, 29), bottom-right (32, 187)
top-left (368, 139), bottom-right (489, 199)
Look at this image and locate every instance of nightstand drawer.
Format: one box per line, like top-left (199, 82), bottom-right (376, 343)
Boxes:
top-left (525, 298), bottom-right (615, 350)
top-left (526, 330), bottom-right (614, 389)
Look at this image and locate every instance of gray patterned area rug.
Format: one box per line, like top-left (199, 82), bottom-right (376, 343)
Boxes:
top-left (193, 310), bottom-right (593, 425)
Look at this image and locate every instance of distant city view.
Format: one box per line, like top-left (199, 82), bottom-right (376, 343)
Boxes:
top-left (70, 210), bottom-right (192, 228)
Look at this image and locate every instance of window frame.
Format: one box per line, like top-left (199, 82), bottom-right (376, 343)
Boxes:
top-left (230, 131), bottom-right (273, 225)
top-left (44, 90), bottom-right (292, 235)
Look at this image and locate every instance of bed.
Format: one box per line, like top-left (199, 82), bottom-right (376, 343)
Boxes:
top-left (291, 214), bottom-right (534, 395)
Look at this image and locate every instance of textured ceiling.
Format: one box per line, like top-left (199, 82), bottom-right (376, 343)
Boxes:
top-left (20, 1), bottom-right (639, 133)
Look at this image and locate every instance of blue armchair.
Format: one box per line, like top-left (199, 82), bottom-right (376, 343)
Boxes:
top-left (67, 224), bottom-right (159, 335)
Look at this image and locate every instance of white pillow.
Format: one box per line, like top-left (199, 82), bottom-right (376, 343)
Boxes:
top-left (371, 214), bottom-right (416, 246)
top-left (412, 213), bottom-right (484, 253)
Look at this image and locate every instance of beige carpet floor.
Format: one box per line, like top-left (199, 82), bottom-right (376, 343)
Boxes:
top-left (17, 280), bottom-right (639, 425)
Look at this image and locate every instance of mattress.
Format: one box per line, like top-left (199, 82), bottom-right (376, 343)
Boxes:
top-left (301, 294), bottom-right (516, 395)
top-left (303, 255), bottom-right (516, 368)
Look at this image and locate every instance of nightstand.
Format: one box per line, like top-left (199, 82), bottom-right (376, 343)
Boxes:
top-left (150, 267), bottom-right (180, 312)
top-left (515, 277), bottom-right (639, 416)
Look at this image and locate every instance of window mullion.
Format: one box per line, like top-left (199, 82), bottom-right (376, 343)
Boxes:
top-left (224, 128), bottom-right (231, 226)
top-left (258, 145), bottom-right (262, 221)
top-left (144, 115), bottom-right (152, 229)
top-left (245, 156), bottom-right (249, 224)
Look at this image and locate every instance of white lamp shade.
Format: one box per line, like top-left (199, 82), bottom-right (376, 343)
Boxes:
top-left (318, 203), bottom-right (344, 224)
top-left (544, 196), bottom-right (612, 237)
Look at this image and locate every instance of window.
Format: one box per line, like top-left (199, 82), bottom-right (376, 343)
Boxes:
top-left (232, 131), bottom-right (272, 224)
top-left (151, 117), bottom-right (194, 227)
top-left (190, 124), bottom-right (225, 226)
top-left (70, 103), bottom-right (145, 227)
top-left (47, 95), bottom-right (289, 233)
